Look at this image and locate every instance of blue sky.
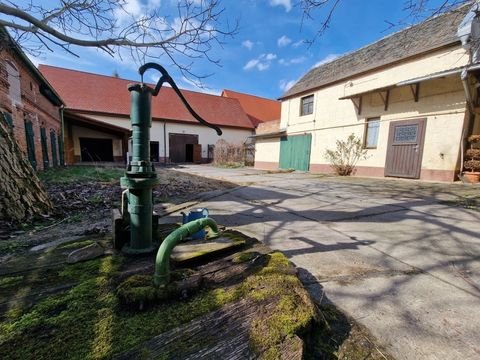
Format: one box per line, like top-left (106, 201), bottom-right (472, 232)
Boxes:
top-left (25, 0), bottom-right (450, 99)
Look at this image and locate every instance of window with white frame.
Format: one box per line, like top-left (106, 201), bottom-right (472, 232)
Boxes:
top-left (5, 60), bottom-right (21, 105)
top-left (365, 118), bottom-right (380, 148)
top-left (300, 94), bottom-right (314, 116)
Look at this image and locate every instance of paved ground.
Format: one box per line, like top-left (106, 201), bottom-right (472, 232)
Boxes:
top-left (162, 165), bottom-right (480, 360)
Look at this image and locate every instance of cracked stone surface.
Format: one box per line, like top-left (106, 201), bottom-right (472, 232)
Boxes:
top-left (161, 165), bottom-right (480, 360)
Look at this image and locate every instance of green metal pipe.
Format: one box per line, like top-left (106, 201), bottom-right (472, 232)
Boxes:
top-left (153, 217), bottom-right (219, 286)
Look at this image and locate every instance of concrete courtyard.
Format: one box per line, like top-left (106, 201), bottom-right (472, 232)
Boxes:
top-left (161, 165), bottom-right (480, 360)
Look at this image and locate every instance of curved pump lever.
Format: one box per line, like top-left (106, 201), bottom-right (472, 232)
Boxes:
top-left (139, 63), bottom-right (222, 136)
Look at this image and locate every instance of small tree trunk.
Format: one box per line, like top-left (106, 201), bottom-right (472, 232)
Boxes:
top-left (0, 119), bottom-right (53, 223)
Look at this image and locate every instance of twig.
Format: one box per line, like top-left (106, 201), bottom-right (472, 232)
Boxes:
top-left (33, 216), bottom-right (70, 233)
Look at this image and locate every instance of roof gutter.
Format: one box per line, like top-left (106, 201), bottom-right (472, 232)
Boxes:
top-left (456, 2), bottom-right (480, 178)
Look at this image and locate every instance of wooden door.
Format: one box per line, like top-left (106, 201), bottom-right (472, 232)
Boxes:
top-left (193, 144), bottom-right (202, 163)
top-left (169, 133), bottom-right (198, 163)
top-left (385, 119), bottom-right (426, 179)
top-left (279, 134), bottom-right (312, 171)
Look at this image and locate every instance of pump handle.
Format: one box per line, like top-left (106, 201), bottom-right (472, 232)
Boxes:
top-left (139, 63), bottom-right (222, 136)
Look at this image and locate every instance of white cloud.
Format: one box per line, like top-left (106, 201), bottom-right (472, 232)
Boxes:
top-left (114, 0), bottom-right (162, 26)
top-left (180, 76), bottom-right (221, 95)
top-left (263, 53), bottom-right (277, 61)
top-left (243, 53), bottom-right (277, 71)
top-left (257, 63), bottom-right (270, 71)
top-left (292, 39), bottom-right (304, 48)
top-left (279, 79), bottom-right (297, 92)
top-left (269, 0), bottom-right (292, 12)
top-left (279, 56), bottom-right (306, 66)
top-left (277, 35), bottom-right (292, 47)
top-left (242, 40), bottom-right (254, 50)
top-left (312, 54), bottom-right (339, 68)
top-left (243, 59), bottom-right (260, 70)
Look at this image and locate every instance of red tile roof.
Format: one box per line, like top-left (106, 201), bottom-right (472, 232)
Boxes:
top-left (39, 65), bottom-right (254, 130)
top-left (221, 89), bottom-right (281, 127)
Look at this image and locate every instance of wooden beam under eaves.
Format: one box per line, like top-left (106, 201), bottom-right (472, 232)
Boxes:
top-left (409, 83), bottom-right (420, 102)
top-left (379, 89), bottom-right (390, 111)
top-left (351, 96), bottom-right (362, 115)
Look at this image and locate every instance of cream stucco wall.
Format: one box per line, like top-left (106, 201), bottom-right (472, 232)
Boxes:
top-left (84, 114), bottom-right (252, 159)
top-left (274, 46), bottom-right (470, 178)
top-left (254, 138), bottom-right (280, 164)
top-left (72, 125), bottom-right (123, 158)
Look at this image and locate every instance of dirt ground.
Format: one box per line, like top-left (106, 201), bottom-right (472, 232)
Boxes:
top-left (0, 167), bottom-right (234, 254)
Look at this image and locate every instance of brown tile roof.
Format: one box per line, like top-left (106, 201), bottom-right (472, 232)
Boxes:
top-left (221, 89), bottom-right (281, 127)
top-left (281, 4), bottom-right (470, 99)
top-left (39, 65), bottom-right (254, 130)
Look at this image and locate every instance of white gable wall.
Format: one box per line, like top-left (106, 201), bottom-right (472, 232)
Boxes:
top-left (84, 114), bottom-right (252, 161)
top-left (256, 46), bottom-right (470, 181)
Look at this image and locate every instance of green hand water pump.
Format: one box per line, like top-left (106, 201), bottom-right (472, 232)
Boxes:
top-left (117, 63), bottom-right (222, 254)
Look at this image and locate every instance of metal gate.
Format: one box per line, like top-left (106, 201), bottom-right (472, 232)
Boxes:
top-left (385, 118), bottom-right (426, 179)
top-left (279, 134), bottom-right (312, 171)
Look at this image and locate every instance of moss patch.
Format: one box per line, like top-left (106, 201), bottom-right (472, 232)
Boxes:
top-left (1, 239), bottom-right (317, 360)
top-left (0, 275), bottom-right (24, 288)
top-left (57, 239), bottom-right (95, 250)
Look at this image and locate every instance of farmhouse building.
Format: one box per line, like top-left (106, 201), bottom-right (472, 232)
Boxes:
top-left (255, 4), bottom-right (480, 182)
top-left (0, 28), bottom-right (63, 170)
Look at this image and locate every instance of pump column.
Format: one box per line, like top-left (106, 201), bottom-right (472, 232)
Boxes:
top-left (120, 83), bottom-right (158, 254)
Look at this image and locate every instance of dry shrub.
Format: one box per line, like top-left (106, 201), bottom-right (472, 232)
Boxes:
top-left (324, 134), bottom-right (368, 176)
top-left (213, 139), bottom-right (245, 167)
top-left (464, 159), bottom-right (480, 172)
top-left (465, 148), bottom-right (480, 159)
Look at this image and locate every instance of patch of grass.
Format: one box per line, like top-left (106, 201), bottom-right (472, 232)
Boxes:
top-left (0, 275), bottom-right (24, 288)
top-left (0, 254), bottom-right (238, 360)
top-left (0, 243), bottom-right (316, 360)
top-left (38, 166), bottom-right (124, 184)
top-left (232, 251), bottom-right (261, 264)
top-left (57, 240), bottom-right (95, 250)
top-left (0, 239), bottom-right (31, 255)
top-left (214, 162), bottom-right (244, 168)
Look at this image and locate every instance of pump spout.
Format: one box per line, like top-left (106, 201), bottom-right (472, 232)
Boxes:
top-left (154, 217), bottom-right (219, 286)
top-left (139, 63), bottom-right (222, 136)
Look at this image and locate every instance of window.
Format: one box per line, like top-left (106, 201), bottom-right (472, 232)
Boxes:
top-left (24, 119), bottom-right (37, 170)
top-left (2, 112), bottom-right (13, 128)
top-left (394, 125), bottom-right (418, 143)
top-left (365, 118), bottom-right (380, 148)
top-left (5, 60), bottom-right (21, 105)
top-left (300, 95), bottom-right (314, 116)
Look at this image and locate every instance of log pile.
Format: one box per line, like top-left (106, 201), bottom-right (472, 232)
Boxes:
top-left (0, 119), bottom-right (52, 223)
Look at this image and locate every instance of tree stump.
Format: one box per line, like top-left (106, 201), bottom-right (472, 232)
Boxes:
top-left (0, 119), bottom-right (53, 222)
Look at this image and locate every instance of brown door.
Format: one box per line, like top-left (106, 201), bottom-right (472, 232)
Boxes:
top-left (193, 144), bottom-right (202, 163)
top-left (385, 118), bottom-right (426, 179)
top-left (169, 133), bottom-right (199, 163)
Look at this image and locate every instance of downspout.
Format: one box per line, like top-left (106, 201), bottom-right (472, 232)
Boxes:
top-left (59, 105), bottom-right (65, 166)
top-left (460, 68), bottom-right (475, 175)
top-left (154, 217), bottom-right (219, 286)
top-left (163, 120), bottom-right (167, 166)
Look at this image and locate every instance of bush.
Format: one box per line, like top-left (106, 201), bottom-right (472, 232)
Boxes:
top-left (324, 134), bottom-right (368, 176)
top-left (213, 139), bottom-right (245, 167)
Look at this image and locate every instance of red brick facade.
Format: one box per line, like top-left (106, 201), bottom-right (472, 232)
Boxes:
top-left (0, 45), bottom-right (62, 171)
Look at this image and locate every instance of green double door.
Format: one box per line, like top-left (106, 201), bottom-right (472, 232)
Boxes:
top-left (279, 134), bottom-right (312, 172)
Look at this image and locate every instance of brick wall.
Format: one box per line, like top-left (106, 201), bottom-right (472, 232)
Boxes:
top-left (256, 120), bottom-right (280, 134)
top-left (0, 47), bottom-right (62, 170)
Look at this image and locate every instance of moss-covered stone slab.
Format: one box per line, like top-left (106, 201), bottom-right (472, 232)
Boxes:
top-left (171, 236), bottom-right (246, 263)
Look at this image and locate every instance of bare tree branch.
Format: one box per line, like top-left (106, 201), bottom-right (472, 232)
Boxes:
top-left (299, 0), bottom-right (473, 42)
top-left (0, 0), bottom-right (238, 80)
